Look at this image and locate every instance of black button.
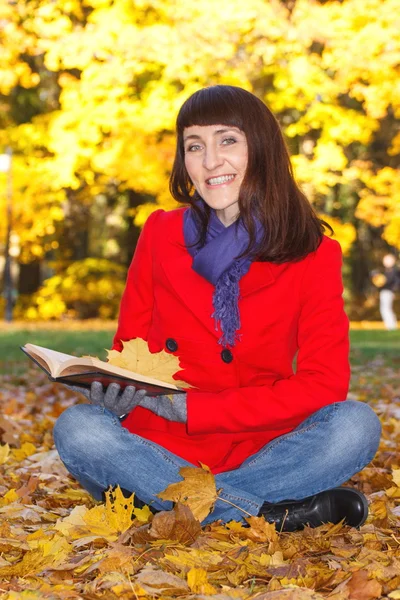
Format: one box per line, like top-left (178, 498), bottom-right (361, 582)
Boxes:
top-left (221, 349), bottom-right (233, 363)
top-left (166, 338), bottom-right (178, 352)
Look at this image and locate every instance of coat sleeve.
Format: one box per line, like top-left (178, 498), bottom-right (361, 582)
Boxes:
top-left (112, 210), bottom-right (162, 350)
top-left (186, 239), bottom-right (351, 435)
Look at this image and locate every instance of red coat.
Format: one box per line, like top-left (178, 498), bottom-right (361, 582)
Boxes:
top-left (113, 208), bottom-right (350, 474)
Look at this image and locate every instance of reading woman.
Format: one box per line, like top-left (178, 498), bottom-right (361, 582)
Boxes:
top-left (53, 85), bottom-right (381, 531)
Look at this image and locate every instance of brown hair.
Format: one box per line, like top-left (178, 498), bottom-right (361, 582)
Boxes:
top-left (169, 85), bottom-right (333, 263)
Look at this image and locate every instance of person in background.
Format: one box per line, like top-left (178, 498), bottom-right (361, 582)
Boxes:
top-left (53, 85), bottom-right (382, 532)
top-left (371, 253), bottom-right (399, 331)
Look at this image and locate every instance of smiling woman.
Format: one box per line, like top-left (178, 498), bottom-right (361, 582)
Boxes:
top-left (53, 85), bottom-right (381, 532)
top-left (182, 125), bottom-right (248, 226)
top-left (170, 85), bottom-right (331, 264)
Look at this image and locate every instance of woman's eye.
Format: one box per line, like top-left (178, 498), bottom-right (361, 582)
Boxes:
top-left (186, 144), bottom-right (201, 152)
top-left (222, 137), bottom-right (237, 145)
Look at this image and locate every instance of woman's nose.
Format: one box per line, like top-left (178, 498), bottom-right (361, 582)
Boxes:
top-left (203, 146), bottom-right (224, 170)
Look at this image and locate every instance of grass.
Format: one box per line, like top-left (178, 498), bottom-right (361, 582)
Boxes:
top-left (349, 329), bottom-right (400, 365)
top-left (0, 328), bottom-right (114, 362)
top-left (0, 322), bottom-right (399, 372)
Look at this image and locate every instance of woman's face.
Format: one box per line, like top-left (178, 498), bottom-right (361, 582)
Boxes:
top-left (383, 254), bottom-right (396, 268)
top-left (183, 124), bottom-right (248, 226)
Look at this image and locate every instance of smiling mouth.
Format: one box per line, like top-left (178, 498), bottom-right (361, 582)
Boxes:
top-left (206, 174), bottom-right (236, 186)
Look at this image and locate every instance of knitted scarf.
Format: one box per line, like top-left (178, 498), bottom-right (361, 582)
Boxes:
top-left (183, 200), bottom-right (263, 347)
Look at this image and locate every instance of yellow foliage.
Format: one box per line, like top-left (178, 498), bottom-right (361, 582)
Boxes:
top-left (319, 215), bottom-right (356, 256)
top-left (1, 0), bottom-right (400, 265)
top-left (14, 259), bottom-right (127, 320)
top-left (355, 166), bottom-right (400, 248)
top-left (383, 216), bottom-right (400, 249)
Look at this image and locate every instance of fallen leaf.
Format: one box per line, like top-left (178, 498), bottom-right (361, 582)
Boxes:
top-left (392, 468), bottom-right (400, 487)
top-left (107, 338), bottom-right (184, 386)
top-left (97, 542), bottom-right (136, 575)
top-left (0, 414), bottom-right (22, 445)
top-left (82, 486), bottom-right (135, 540)
top-left (16, 475), bottom-right (40, 502)
top-left (12, 441), bottom-right (37, 461)
top-left (0, 443), bottom-right (10, 465)
top-left (0, 488), bottom-right (18, 506)
top-left (187, 566), bottom-right (217, 594)
top-left (130, 503), bottom-right (202, 544)
top-left (135, 565), bottom-right (189, 596)
top-left (157, 463), bottom-right (218, 522)
top-left (250, 590), bottom-right (324, 600)
top-left (346, 569), bottom-right (382, 600)
top-left (0, 534), bottom-right (72, 577)
top-left (54, 504), bottom-right (89, 538)
top-left (133, 503), bottom-right (153, 524)
top-left (244, 516), bottom-right (279, 543)
top-left (161, 547), bottom-right (224, 571)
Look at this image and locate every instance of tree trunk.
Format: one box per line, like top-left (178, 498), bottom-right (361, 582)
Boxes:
top-left (18, 261), bottom-right (41, 295)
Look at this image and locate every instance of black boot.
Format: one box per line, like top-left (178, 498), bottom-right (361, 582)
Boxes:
top-left (258, 487), bottom-right (368, 532)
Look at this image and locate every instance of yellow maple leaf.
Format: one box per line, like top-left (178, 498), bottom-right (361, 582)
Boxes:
top-left (0, 488), bottom-right (18, 506)
top-left (54, 504), bottom-right (89, 538)
top-left (392, 468), bottom-right (400, 487)
top-left (0, 443), bottom-right (10, 465)
top-left (12, 442), bottom-right (37, 462)
top-left (133, 504), bottom-right (153, 524)
top-left (82, 486), bottom-right (135, 540)
top-left (187, 567), bottom-right (217, 595)
top-left (107, 338), bottom-right (187, 387)
top-left (157, 463), bottom-right (218, 522)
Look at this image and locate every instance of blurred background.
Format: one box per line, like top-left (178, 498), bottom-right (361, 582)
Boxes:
top-left (0, 0), bottom-right (399, 365)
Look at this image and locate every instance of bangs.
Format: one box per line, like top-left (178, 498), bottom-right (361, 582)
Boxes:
top-left (176, 86), bottom-right (244, 134)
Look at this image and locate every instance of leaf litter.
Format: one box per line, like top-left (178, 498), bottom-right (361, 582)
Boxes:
top-left (0, 359), bottom-right (399, 599)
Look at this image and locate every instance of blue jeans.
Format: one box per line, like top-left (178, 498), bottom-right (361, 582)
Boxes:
top-left (53, 400), bottom-right (381, 525)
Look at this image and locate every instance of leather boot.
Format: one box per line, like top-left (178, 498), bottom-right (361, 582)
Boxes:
top-left (258, 487), bottom-right (368, 532)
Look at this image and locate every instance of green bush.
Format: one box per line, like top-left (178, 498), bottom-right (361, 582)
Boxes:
top-left (14, 258), bottom-right (127, 320)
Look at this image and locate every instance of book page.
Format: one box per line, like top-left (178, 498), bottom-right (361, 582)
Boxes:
top-left (24, 344), bottom-right (84, 377)
top-left (24, 343), bottom-right (182, 391)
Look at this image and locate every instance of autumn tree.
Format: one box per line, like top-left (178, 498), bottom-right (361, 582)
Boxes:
top-left (1, 0), bottom-right (399, 318)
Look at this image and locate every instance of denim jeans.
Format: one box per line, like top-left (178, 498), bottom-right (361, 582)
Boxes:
top-left (380, 289), bottom-right (398, 330)
top-left (53, 400), bottom-right (381, 525)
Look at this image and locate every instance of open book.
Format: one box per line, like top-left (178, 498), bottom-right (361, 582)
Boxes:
top-left (21, 343), bottom-right (182, 396)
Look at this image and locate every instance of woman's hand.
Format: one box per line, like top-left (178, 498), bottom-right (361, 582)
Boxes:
top-left (64, 382), bottom-right (147, 417)
top-left (138, 393), bottom-right (187, 423)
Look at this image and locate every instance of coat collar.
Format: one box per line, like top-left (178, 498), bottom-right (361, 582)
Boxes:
top-left (159, 209), bottom-right (283, 338)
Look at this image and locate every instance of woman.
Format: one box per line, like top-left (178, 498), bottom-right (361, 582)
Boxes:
top-left (54, 85), bottom-right (381, 531)
top-left (373, 253), bottom-right (399, 331)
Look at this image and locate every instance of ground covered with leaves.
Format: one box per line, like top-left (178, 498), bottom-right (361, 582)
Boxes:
top-left (0, 360), bottom-right (400, 600)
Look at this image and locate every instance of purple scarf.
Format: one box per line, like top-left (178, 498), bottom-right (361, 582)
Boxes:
top-left (183, 201), bottom-right (263, 347)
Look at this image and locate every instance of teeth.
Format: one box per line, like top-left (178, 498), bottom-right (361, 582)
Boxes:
top-left (207, 174), bottom-right (235, 185)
